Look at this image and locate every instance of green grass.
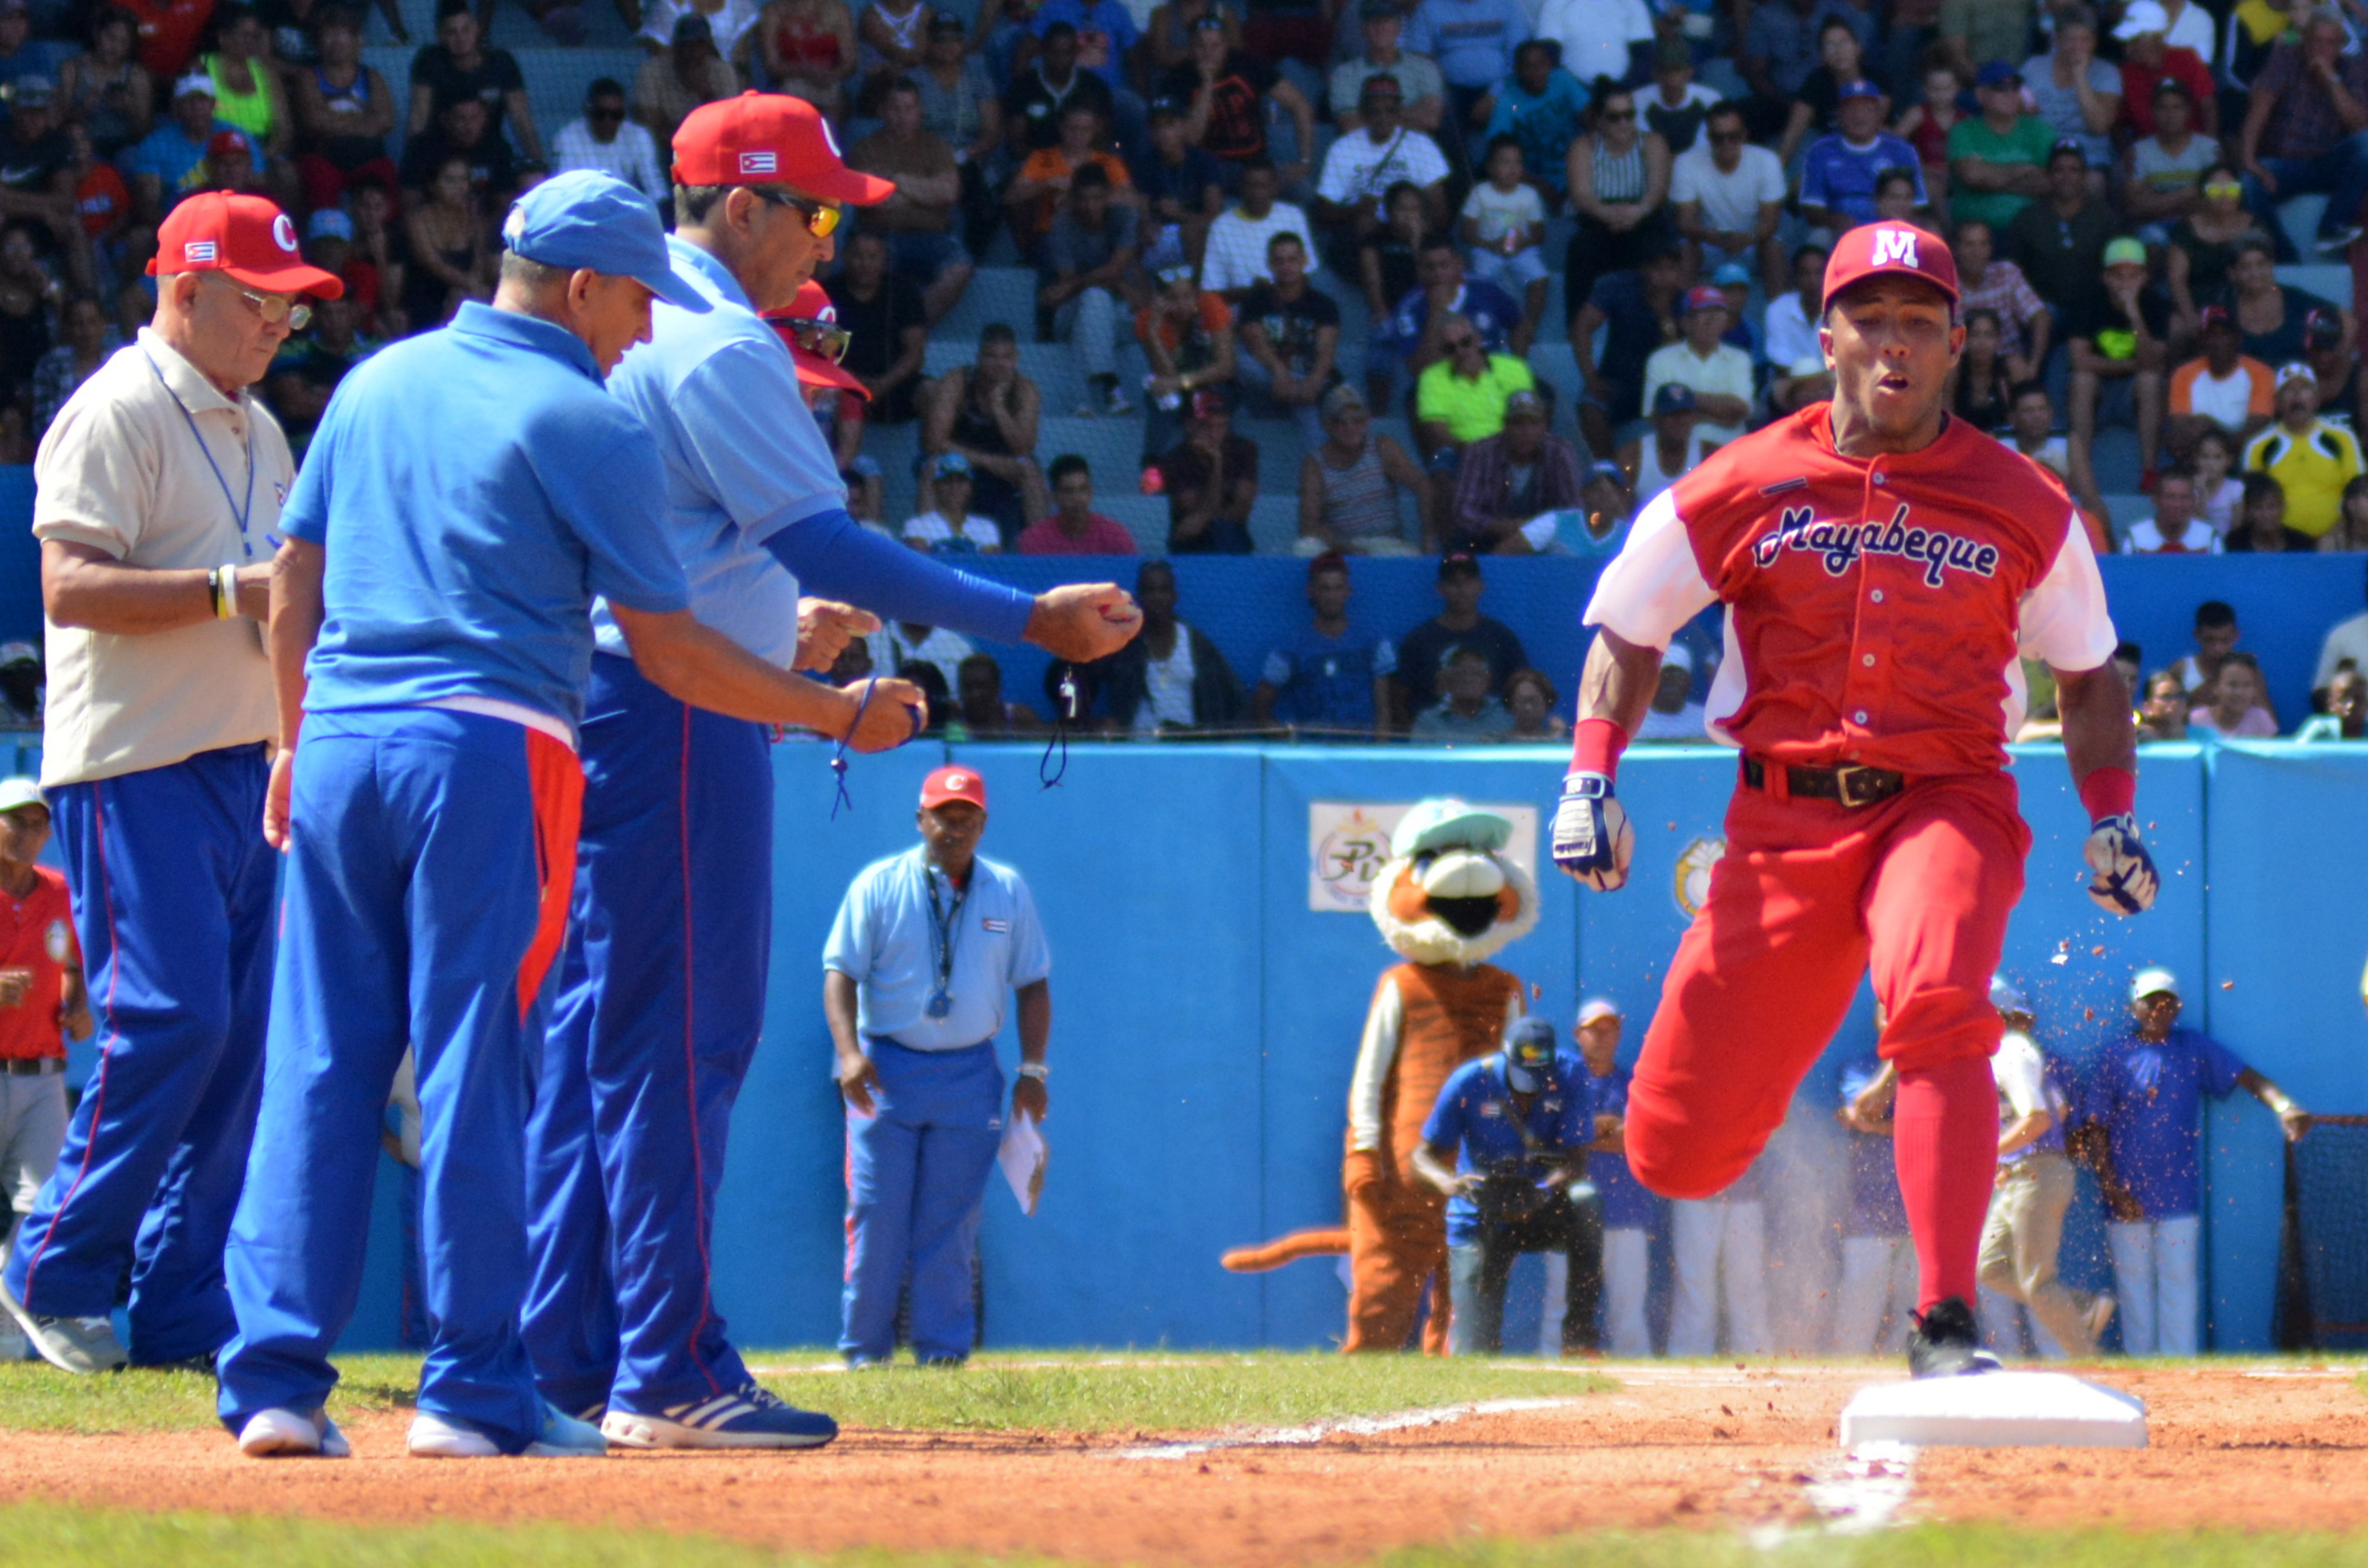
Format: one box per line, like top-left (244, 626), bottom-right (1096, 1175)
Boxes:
top-left (0, 1509), bottom-right (2365, 1568)
top-left (750, 1351), bottom-right (1609, 1433)
top-left (0, 1350), bottom-right (1605, 1438)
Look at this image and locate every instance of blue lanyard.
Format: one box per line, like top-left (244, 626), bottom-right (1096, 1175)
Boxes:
top-left (141, 348), bottom-right (258, 561)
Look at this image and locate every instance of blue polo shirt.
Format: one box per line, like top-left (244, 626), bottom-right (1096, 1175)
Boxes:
top-left (2081, 1026), bottom-right (2250, 1221)
top-left (1583, 1061), bottom-right (1655, 1231)
top-left (1261, 623), bottom-right (1396, 728)
top-left (1404, 0), bottom-right (1529, 89)
top-left (1421, 1051), bottom-right (1593, 1246)
top-left (825, 845), bottom-right (1052, 1051)
top-left (1387, 278), bottom-right (1521, 360)
top-left (1839, 1053), bottom-right (1907, 1239)
top-left (1031, 0), bottom-right (1140, 90)
top-left (286, 303), bottom-right (689, 735)
top-left (596, 236), bottom-right (849, 670)
top-left (1799, 131), bottom-right (1925, 225)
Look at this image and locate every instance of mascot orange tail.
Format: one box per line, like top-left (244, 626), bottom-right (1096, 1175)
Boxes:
top-left (1220, 1228), bottom-right (1349, 1273)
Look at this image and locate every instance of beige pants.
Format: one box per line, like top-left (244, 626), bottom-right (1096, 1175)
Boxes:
top-left (1977, 1151), bottom-right (2102, 1357)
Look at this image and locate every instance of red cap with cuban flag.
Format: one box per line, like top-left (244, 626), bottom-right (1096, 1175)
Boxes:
top-left (149, 190), bottom-right (344, 296)
top-left (1819, 220), bottom-right (1957, 313)
top-left (920, 765), bottom-right (988, 812)
top-left (669, 91), bottom-right (895, 205)
top-left (762, 281), bottom-right (869, 397)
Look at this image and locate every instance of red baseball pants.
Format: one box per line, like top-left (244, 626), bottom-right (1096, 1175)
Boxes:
top-left (1623, 768), bottom-right (2028, 1311)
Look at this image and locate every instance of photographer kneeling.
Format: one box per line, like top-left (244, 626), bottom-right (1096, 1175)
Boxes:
top-left (1413, 1016), bottom-right (1599, 1356)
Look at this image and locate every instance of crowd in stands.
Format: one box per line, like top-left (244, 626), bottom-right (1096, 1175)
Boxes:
top-left (7, 0), bottom-right (2368, 737)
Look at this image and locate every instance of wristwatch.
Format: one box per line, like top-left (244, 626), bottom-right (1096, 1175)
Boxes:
top-left (1017, 1062), bottom-right (1049, 1082)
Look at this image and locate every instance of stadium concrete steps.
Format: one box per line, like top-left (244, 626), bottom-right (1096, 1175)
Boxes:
top-left (2102, 494), bottom-right (2147, 537)
top-left (937, 267), bottom-right (1038, 344)
top-left (2276, 264), bottom-right (2354, 309)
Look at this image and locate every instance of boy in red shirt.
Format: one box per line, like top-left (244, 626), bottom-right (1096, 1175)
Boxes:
top-left (0, 777), bottom-right (90, 1359)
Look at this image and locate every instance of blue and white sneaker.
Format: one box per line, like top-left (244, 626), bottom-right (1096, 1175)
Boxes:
top-left (409, 1400), bottom-right (608, 1458)
top-left (600, 1382), bottom-right (838, 1450)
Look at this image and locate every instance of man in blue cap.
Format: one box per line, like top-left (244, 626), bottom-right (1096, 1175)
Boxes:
top-left (216, 170), bottom-right (926, 1463)
top-left (521, 96), bottom-right (1140, 1452)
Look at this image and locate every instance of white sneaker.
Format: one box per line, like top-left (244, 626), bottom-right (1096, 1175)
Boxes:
top-left (409, 1401), bottom-right (608, 1458)
top-left (0, 1278), bottom-right (126, 1374)
top-left (238, 1406), bottom-right (351, 1458)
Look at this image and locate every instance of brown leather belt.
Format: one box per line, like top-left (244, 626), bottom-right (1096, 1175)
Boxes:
top-left (1740, 756), bottom-right (1907, 809)
top-left (2, 1056), bottom-right (62, 1075)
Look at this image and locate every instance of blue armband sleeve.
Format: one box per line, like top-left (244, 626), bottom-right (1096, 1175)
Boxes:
top-left (764, 508), bottom-right (1036, 644)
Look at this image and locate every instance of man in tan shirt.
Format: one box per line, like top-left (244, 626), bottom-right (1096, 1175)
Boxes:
top-left (0, 191), bottom-right (340, 1377)
top-left (849, 76), bottom-right (974, 323)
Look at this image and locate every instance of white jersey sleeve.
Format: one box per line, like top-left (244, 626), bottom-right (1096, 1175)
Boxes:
top-left (2016, 509), bottom-right (2118, 672)
top-left (1347, 973), bottom-right (1406, 1153)
top-left (1582, 487), bottom-right (1718, 652)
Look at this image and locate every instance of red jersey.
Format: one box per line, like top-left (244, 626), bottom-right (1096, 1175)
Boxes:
top-left (75, 164), bottom-right (128, 237)
top-left (1584, 404), bottom-right (2117, 776)
top-left (0, 865), bottom-right (74, 1060)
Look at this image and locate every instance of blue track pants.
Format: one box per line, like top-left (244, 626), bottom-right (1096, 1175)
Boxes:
top-left (218, 709), bottom-right (581, 1450)
top-left (841, 1038), bottom-right (1004, 1364)
top-left (3, 744), bottom-right (272, 1365)
top-left (522, 653), bottom-right (771, 1418)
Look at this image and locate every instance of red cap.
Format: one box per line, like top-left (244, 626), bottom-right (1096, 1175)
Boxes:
top-left (1820, 221), bottom-right (1958, 313)
top-left (149, 191), bottom-right (344, 297)
top-left (206, 128), bottom-right (247, 158)
top-left (920, 764), bottom-right (988, 811)
top-left (762, 281), bottom-right (868, 398)
top-left (670, 92), bottom-right (894, 205)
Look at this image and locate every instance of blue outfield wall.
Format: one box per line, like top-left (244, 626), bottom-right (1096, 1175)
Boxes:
top-left (340, 736), bottom-right (2368, 1354)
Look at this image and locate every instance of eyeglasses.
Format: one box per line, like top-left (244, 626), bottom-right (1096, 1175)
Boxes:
top-left (1599, 107), bottom-right (1635, 121)
top-left (220, 276), bottom-right (310, 330)
top-left (1444, 333), bottom-right (1479, 350)
top-left (778, 314), bottom-right (851, 362)
top-left (754, 187), bottom-right (842, 237)
top-left (2203, 181), bottom-right (2242, 198)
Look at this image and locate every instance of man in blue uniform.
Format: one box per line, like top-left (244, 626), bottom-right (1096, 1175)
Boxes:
top-left (217, 170), bottom-right (924, 1463)
top-left (1574, 998), bottom-right (1652, 1357)
top-left (521, 92), bottom-right (1139, 1450)
top-left (2073, 968), bottom-right (2306, 1357)
top-left (1412, 1015), bottom-right (1595, 1357)
top-left (823, 765), bottom-right (1052, 1366)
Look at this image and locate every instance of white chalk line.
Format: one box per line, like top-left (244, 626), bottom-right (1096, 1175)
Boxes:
top-left (1749, 1440), bottom-right (1919, 1550)
top-left (1100, 1396), bottom-right (1588, 1461)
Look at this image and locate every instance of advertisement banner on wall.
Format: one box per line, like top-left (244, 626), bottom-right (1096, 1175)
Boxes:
top-left (1307, 801), bottom-right (1540, 912)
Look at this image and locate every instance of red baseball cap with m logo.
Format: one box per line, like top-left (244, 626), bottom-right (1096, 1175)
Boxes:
top-left (1821, 221), bottom-right (1958, 313)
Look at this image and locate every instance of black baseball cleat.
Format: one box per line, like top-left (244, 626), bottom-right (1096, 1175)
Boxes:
top-left (1907, 1296), bottom-right (2002, 1378)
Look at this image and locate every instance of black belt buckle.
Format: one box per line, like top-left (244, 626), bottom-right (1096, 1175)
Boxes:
top-left (1830, 764), bottom-right (1890, 809)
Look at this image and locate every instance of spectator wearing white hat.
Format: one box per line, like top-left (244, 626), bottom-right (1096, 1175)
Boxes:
top-left (2071, 968), bottom-right (2306, 1355)
top-left (1630, 642), bottom-right (1703, 742)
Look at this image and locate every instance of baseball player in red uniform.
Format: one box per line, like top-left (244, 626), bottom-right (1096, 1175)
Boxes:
top-left (1551, 221), bottom-right (2157, 1376)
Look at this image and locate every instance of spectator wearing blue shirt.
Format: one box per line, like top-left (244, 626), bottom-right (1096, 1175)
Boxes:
top-left (1575, 998), bottom-right (1651, 1356)
top-left (1252, 552), bottom-right (1396, 737)
top-left (1391, 233), bottom-right (1522, 381)
top-left (1833, 1051), bottom-right (1916, 1355)
top-left (215, 174), bottom-right (920, 1462)
top-left (1403, 0), bottom-right (1529, 158)
top-left (2074, 968), bottom-right (2306, 1357)
top-left (1799, 79), bottom-right (1925, 232)
top-left (825, 766), bottom-right (1054, 1367)
top-left (123, 73), bottom-right (262, 224)
top-left (1479, 39), bottom-right (1586, 199)
top-left (1413, 1017), bottom-right (1597, 1356)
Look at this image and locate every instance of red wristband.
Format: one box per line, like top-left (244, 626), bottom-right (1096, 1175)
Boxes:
top-left (1571, 716), bottom-right (1628, 782)
top-left (2078, 765), bottom-right (2136, 823)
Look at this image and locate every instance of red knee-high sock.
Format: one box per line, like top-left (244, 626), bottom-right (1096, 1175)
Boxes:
top-left (1892, 1055), bottom-right (1999, 1312)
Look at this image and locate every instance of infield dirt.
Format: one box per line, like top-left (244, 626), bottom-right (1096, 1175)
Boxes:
top-left (0, 1363), bottom-right (2361, 1565)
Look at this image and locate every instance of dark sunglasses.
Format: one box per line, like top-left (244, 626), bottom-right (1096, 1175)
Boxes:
top-left (1599, 106), bottom-right (1635, 121)
top-left (754, 187), bottom-right (843, 237)
top-left (588, 103), bottom-right (625, 120)
top-left (779, 315), bottom-right (851, 361)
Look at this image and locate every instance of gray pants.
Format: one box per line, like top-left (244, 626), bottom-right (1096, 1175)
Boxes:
top-left (1232, 353), bottom-right (1326, 457)
top-left (0, 1067), bottom-right (67, 1272)
top-left (1051, 285), bottom-right (1124, 383)
top-left (1978, 1151), bottom-right (2105, 1356)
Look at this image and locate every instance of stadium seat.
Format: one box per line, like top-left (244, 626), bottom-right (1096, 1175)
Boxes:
top-left (938, 267), bottom-right (1037, 342)
top-left (2278, 194), bottom-right (2331, 261)
top-left (1095, 493), bottom-right (1172, 557)
top-left (1034, 414), bottom-right (1148, 493)
top-left (2275, 265), bottom-right (2355, 309)
top-left (1248, 494), bottom-right (1300, 556)
top-left (2102, 493), bottom-right (2148, 539)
